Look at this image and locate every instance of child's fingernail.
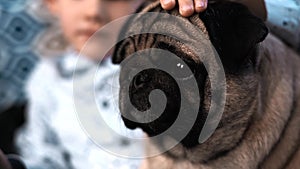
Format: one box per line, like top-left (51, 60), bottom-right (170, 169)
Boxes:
top-left (180, 5), bottom-right (194, 14)
top-left (163, 0), bottom-right (173, 6)
top-left (196, 1), bottom-right (205, 8)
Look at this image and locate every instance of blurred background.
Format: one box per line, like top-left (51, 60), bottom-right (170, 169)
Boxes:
top-left (266, 0), bottom-right (300, 52)
top-left (0, 0), bottom-right (68, 154)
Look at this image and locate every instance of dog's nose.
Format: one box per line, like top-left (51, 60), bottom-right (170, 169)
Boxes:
top-left (133, 73), bottom-right (150, 89)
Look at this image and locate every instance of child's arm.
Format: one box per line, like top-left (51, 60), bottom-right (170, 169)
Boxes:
top-left (0, 150), bottom-right (11, 169)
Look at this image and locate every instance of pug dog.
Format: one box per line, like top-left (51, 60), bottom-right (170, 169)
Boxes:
top-left (112, 1), bottom-right (300, 169)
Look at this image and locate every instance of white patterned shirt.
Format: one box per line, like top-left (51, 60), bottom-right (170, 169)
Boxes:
top-left (16, 51), bottom-right (145, 169)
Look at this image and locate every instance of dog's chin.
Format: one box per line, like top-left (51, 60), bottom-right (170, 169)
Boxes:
top-left (121, 113), bottom-right (201, 148)
top-left (121, 114), bottom-right (165, 137)
top-left (121, 116), bottom-right (138, 130)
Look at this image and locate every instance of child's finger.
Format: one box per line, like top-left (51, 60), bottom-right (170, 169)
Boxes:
top-left (194, 0), bottom-right (207, 13)
top-left (160, 0), bottom-right (176, 10)
top-left (178, 0), bottom-right (194, 17)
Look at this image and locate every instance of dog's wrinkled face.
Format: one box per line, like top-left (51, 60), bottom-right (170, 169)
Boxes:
top-left (118, 41), bottom-right (208, 147)
top-left (113, 2), bottom-right (268, 161)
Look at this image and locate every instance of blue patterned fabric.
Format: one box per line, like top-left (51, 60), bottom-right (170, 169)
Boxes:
top-left (265, 0), bottom-right (300, 51)
top-left (0, 1), bottom-right (43, 112)
top-left (0, 0), bottom-right (26, 13)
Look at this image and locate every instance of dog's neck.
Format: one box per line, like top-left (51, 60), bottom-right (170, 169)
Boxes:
top-left (144, 35), bottom-right (300, 169)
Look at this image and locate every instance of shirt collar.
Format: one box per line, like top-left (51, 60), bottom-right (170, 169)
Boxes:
top-left (56, 50), bottom-right (95, 78)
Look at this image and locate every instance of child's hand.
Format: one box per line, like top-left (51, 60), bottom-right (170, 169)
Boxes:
top-left (0, 150), bottom-right (11, 169)
top-left (160, 0), bottom-right (207, 17)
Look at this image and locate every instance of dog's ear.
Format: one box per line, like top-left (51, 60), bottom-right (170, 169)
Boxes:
top-left (112, 1), bottom-right (154, 64)
top-left (200, 2), bottom-right (269, 72)
top-left (112, 38), bottom-right (132, 64)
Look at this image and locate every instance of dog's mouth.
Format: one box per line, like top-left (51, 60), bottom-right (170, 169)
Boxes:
top-left (119, 68), bottom-right (206, 148)
top-left (120, 107), bottom-right (206, 148)
top-left (119, 69), bottom-right (182, 136)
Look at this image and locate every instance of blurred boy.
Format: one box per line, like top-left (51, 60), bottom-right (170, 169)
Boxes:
top-left (16, 0), bottom-right (146, 169)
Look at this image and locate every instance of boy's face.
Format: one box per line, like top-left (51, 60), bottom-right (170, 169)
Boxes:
top-left (46, 0), bottom-right (142, 52)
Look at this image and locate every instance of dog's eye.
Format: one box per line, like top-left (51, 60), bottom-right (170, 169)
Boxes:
top-left (147, 51), bottom-right (195, 81)
top-left (144, 50), bottom-right (194, 80)
top-left (170, 60), bottom-right (194, 80)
